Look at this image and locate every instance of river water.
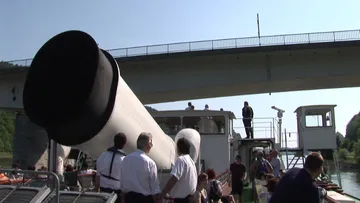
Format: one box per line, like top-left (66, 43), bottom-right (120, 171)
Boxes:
top-left (330, 170), bottom-right (360, 198)
top-left (280, 155), bottom-right (360, 198)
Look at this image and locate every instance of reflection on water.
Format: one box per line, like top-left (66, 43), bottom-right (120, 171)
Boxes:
top-left (331, 170), bottom-right (360, 198)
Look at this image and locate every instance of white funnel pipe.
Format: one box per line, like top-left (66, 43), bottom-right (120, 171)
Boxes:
top-left (75, 75), bottom-right (177, 169)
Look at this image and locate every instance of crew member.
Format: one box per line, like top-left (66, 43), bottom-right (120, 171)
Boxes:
top-left (186, 102), bottom-right (192, 110)
top-left (229, 155), bottom-right (246, 203)
top-left (120, 132), bottom-right (161, 203)
top-left (95, 133), bottom-right (127, 203)
top-left (204, 104), bottom-right (210, 110)
top-left (269, 152), bottom-right (324, 203)
top-left (162, 138), bottom-right (197, 203)
top-left (242, 101), bottom-right (254, 139)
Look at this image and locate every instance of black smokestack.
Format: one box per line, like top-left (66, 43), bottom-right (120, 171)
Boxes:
top-left (23, 30), bottom-right (119, 146)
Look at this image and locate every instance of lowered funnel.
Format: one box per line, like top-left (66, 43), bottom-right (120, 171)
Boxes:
top-left (23, 30), bottom-right (176, 169)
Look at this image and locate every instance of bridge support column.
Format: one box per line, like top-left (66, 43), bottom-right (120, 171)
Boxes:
top-left (12, 113), bottom-right (49, 169)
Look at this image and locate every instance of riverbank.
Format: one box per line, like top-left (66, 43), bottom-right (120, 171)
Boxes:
top-left (338, 160), bottom-right (360, 170)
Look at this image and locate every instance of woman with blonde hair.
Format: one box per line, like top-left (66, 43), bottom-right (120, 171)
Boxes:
top-left (195, 173), bottom-right (209, 203)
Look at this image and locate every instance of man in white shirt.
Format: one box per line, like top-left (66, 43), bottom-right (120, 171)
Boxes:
top-left (204, 104), bottom-right (209, 110)
top-left (161, 138), bottom-right (197, 203)
top-left (95, 133), bottom-right (127, 203)
top-left (120, 132), bottom-right (161, 203)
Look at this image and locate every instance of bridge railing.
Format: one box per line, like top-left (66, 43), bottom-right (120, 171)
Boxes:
top-left (4, 29), bottom-right (360, 68)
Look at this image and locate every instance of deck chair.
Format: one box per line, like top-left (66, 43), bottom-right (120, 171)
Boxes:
top-left (78, 173), bottom-right (95, 191)
top-left (63, 171), bottom-right (80, 191)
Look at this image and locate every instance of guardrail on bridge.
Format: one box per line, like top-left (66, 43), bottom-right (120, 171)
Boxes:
top-left (4, 29), bottom-right (360, 68)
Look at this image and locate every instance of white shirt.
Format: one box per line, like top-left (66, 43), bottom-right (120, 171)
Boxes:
top-left (169, 154), bottom-right (197, 198)
top-left (120, 150), bottom-right (161, 196)
top-left (56, 156), bottom-right (64, 176)
top-left (270, 157), bottom-right (281, 178)
top-left (79, 169), bottom-right (95, 175)
top-left (96, 151), bottom-right (125, 190)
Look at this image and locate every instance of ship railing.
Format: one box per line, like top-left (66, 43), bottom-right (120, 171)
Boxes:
top-left (233, 117), bottom-right (278, 142)
top-left (0, 169), bottom-right (60, 203)
top-left (280, 131), bottom-right (299, 149)
top-left (5, 29), bottom-right (360, 68)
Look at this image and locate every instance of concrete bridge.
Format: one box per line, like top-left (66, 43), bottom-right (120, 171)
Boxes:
top-left (2, 29), bottom-right (360, 169)
top-left (2, 29), bottom-right (360, 110)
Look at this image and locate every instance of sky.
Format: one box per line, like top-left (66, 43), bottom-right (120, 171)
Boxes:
top-left (1, 0), bottom-right (360, 145)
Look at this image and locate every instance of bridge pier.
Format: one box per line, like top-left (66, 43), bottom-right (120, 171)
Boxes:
top-left (12, 113), bottom-right (48, 169)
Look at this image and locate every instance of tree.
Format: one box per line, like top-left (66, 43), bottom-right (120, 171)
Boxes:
top-left (0, 61), bottom-right (26, 70)
top-left (345, 112), bottom-right (360, 142)
top-left (337, 148), bottom-right (349, 160)
top-left (336, 132), bottom-right (344, 149)
top-left (145, 106), bottom-right (157, 112)
top-left (0, 111), bottom-right (15, 153)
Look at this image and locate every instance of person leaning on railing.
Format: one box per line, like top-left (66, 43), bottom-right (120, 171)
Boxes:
top-left (194, 173), bottom-right (209, 203)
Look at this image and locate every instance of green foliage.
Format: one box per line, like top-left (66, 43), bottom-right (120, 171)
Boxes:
top-left (338, 112), bottom-right (360, 165)
top-left (336, 132), bottom-right (344, 149)
top-left (354, 141), bottom-right (360, 165)
top-left (345, 112), bottom-right (360, 142)
top-left (0, 111), bottom-right (15, 153)
top-left (337, 148), bottom-right (349, 160)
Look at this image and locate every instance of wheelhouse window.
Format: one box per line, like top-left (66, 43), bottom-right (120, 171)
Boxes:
top-left (305, 110), bottom-right (333, 128)
top-left (229, 119), bottom-right (233, 137)
top-left (154, 117), bottom-right (182, 135)
top-left (182, 116), bottom-right (225, 135)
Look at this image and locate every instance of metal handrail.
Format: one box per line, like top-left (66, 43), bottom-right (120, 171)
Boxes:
top-left (0, 169), bottom-right (60, 203)
top-left (4, 29), bottom-right (360, 67)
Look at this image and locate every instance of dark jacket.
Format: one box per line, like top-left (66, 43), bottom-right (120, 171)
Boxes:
top-left (242, 106), bottom-right (254, 119)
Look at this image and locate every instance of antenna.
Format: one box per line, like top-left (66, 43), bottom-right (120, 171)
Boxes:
top-left (257, 13), bottom-right (261, 46)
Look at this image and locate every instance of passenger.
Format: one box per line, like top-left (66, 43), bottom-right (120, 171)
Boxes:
top-left (162, 138), bottom-right (197, 203)
top-left (253, 151), bottom-right (273, 180)
top-left (194, 173), bottom-right (208, 203)
top-left (206, 169), bottom-right (222, 203)
top-left (121, 132), bottom-right (160, 203)
top-left (267, 150), bottom-right (273, 162)
top-left (220, 108), bottom-right (224, 111)
top-left (10, 163), bottom-right (21, 179)
top-left (249, 150), bottom-right (258, 182)
top-left (204, 104), bottom-right (210, 110)
top-left (56, 155), bottom-right (65, 182)
top-left (65, 164), bottom-right (74, 172)
top-left (242, 101), bottom-right (254, 139)
top-left (95, 133), bottom-right (127, 203)
top-left (269, 152), bottom-right (324, 203)
top-left (79, 162), bottom-right (96, 175)
top-left (229, 155), bottom-right (246, 203)
top-left (191, 105), bottom-right (195, 110)
top-left (270, 150), bottom-right (281, 178)
top-left (279, 170), bottom-right (285, 179)
top-left (220, 195), bottom-right (235, 203)
top-left (258, 178), bottom-right (278, 203)
top-left (186, 102), bottom-right (192, 110)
